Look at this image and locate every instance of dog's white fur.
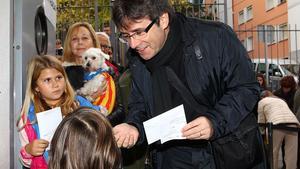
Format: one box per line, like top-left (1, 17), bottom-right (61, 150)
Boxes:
top-left (77, 48), bottom-right (110, 104)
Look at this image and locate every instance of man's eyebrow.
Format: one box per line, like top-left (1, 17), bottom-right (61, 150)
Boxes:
top-left (120, 28), bottom-right (145, 34)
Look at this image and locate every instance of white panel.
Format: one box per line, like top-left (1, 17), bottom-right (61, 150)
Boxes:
top-left (288, 0), bottom-right (300, 52)
top-left (0, 0), bottom-right (12, 168)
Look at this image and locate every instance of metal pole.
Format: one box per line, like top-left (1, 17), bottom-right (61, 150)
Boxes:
top-left (110, 0), bottom-right (117, 62)
top-left (295, 24), bottom-right (298, 63)
top-left (267, 123), bottom-right (273, 169)
top-left (263, 25), bottom-right (269, 87)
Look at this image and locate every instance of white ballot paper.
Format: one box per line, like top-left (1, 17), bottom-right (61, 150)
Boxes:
top-left (36, 107), bottom-right (63, 150)
top-left (143, 104), bottom-right (187, 144)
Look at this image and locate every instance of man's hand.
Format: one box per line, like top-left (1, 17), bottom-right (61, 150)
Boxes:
top-left (25, 139), bottom-right (49, 156)
top-left (113, 123), bottom-right (139, 148)
top-left (182, 116), bottom-right (214, 140)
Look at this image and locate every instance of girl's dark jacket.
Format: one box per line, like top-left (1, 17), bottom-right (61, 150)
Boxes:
top-left (125, 14), bottom-right (260, 144)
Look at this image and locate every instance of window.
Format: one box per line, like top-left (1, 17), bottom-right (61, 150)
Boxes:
top-left (241, 37), bottom-right (253, 51)
top-left (266, 0), bottom-right (286, 10)
top-left (266, 0), bottom-right (274, 10)
top-left (246, 6), bottom-right (253, 21)
top-left (269, 64), bottom-right (282, 76)
top-left (246, 36), bottom-right (253, 51)
top-left (278, 23), bottom-right (288, 41)
top-left (278, 0), bottom-right (286, 4)
top-left (238, 10), bottom-right (244, 24)
top-left (258, 63), bottom-right (267, 74)
top-left (266, 25), bottom-right (276, 44)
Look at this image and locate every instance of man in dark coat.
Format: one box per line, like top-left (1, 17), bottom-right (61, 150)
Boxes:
top-left (112, 0), bottom-right (263, 168)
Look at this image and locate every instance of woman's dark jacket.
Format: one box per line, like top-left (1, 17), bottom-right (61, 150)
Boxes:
top-left (126, 14), bottom-right (260, 144)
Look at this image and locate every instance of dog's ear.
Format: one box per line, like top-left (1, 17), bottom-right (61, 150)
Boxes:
top-left (99, 49), bottom-right (110, 60)
top-left (92, 48), bottom-right (105, 58)
top-left (93, 48), bottom-right (102, 54)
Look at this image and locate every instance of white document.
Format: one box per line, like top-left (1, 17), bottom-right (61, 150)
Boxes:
top-left (36, 107), bottom-right (63, 150)
top-left (143, 104), bottom-right (187, 144)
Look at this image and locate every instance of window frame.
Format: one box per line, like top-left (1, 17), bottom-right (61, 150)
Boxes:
top-left (278, 23), bottom-right (288, 41)
top-left (246, 5), bottom-right (253, 21)
top-left (238, 10), bottom-right (244, 25)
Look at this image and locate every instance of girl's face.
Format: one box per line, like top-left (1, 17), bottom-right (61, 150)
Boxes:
top-left (257, 77), bottom-right (263, 86)
top-left (35, 68), bottom-right (66, 107)
top-left (70, 26), bottom-right (94, 63)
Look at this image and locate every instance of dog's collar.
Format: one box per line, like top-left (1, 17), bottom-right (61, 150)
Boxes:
top-left (84, 68), bottom-right (108, 81)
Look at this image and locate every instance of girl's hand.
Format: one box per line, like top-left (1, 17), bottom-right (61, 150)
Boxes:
top-left (25, 139), bottom-right (49, 156)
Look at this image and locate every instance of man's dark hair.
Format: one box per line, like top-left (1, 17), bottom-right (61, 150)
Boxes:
top-left (112, 0), bottom-right (175, 29)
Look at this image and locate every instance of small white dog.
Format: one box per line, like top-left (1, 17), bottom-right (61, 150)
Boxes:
top-left (77, 48), bottom-right (110, 102)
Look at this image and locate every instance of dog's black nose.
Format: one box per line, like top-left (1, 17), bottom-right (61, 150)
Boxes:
top-left (86, 62), bottom-right (90, 67)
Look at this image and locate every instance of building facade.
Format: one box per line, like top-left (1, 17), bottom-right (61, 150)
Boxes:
top-left (231, 0), bottom-right (300, 64)
top-left (233, 0), bottom-right (288, 60)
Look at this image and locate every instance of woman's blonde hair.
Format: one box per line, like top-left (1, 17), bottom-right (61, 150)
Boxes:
top-left (17, 55), bottom-right (79, 128)
top-left (49, 107), bottom-right (121, 169)
top-left (62, 22), bottom-right (100, 63)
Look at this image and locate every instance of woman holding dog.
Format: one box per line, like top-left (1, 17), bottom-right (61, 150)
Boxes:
top-left (62, 22), bottom-right (125, 126)
top-left (62, 22), bottom-right (99, 90)
top-left (17, 55), bottom-right (107, 169)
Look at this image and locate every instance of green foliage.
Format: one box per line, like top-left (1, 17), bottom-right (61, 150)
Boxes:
top-left (56, 0), bottom-right (111, 38)
top-left (56, 0), bottom-right (212, 39)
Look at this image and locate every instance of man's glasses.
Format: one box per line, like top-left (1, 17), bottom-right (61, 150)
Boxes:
top-left (119, 17), bottom-right (159, 43)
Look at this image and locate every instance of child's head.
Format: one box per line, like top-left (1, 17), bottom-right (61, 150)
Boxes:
top-left (49, 107), bottom-right (121, 169)
top-left (30, 56), bottom-right (68, 106)
top-left (19, 55), bottom-right (76, 126)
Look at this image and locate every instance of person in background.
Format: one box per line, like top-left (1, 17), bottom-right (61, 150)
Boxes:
top-left (61, 22), bottom-right (100, 90)
top-left (258, 90), bottom-right (299, 169)
top-left (293, 69), bottom-right (300, 169)
top-left (16, 55), bottom-right (106, 169)
top-left (293, 71), bottom-right (300, 121)
top-left (103, 24), bottom-right (112, 36)
top-left (111, 0), bottom-right (262, 168)
top-left (96, 31), bottom-right (113, 56)
top-left (256, 73), bottom-right (268, 92)
top-left (55, 39), bottom-right (63, 56)
top-left (273, 75), bottom-right (297, 111)
top-left (48, 107), bottom-right (121, 169)
top-left (96, 31), bottom-right (121, 77)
